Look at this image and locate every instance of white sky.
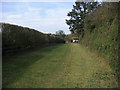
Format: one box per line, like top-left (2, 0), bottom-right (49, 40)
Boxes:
top-left (1, 2), bottom-right (75, 34)
top-left (1, 0), bottom-right (119, 34)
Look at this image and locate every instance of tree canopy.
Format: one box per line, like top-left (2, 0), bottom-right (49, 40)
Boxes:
top-left (66, 1), bottom-right (100, 36)
top-left (56, 30), bottom-right (65, 39)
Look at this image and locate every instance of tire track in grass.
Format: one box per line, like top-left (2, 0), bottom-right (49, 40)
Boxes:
top-left (3, 44), bottom-right (118, 88)
top-left (65, 43), bottom-right (118, 88)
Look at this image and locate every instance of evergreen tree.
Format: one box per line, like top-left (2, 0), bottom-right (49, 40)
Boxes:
top-left (66, 1), bottom-right (99, 36)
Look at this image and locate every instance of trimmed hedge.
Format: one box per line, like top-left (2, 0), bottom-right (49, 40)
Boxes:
top-left (2, 23), bottom-right (65, 56)
top-left (79, 3), bottom-right (118, 70)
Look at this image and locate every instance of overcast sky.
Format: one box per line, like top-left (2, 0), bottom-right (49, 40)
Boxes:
top-left (1, 1), bottom-right (75, 34)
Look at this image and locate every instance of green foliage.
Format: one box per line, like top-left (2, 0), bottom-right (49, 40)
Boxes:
top-left (56, 30), bottom-right (65, 39)
top-left (2, 23), bottom-right (65, 56)
top-left (66, 2), bottom-right (99, 35)
top-left (79, 2), bottom-right (118, 71)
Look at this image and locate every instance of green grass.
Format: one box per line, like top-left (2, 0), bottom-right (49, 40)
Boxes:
top-left (3, 44), bottom-right (118, 88)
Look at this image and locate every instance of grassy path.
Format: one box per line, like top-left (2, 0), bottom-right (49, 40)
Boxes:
top-left (3, 44), bottom-right (118, 88)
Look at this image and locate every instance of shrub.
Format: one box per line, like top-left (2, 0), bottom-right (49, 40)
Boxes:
top-left (2, 23), bottom-right (65, 56)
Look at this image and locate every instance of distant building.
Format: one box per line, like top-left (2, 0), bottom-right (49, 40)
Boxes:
top-left (71, 37), bottom-right (79, 43)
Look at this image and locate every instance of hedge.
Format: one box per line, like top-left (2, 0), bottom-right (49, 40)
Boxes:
top-left (1, 23), bottom-right (65, 56)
